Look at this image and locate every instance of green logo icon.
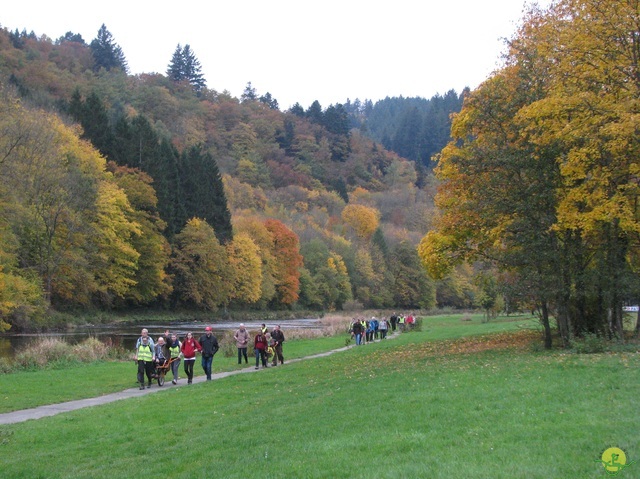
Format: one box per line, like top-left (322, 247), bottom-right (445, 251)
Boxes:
top-left (596, 447), bottom-right (634, 476)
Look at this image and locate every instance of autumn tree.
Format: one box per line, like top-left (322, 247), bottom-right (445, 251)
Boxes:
top-left (226, 232), bottom-right (262, 306)
top-left (297, 267), bottom-right (323, 309)
top-left (108, 163), bottom-right (173, 304)
top-left (91, 181), bottom-right (141, 306)
top-left (233, 216), bottom-right (278, 307)
top-left (390, 241), bottom-right (435, 309)
top-left (341, 204), bottom-right (380, 241)
top-left (169, 218), bottom-right (232, 310)
top-left (323, 252), bottom-right (353, 310)
top-left (419, 0), bottom-right (640, 347)
top-left (0, 217), bottom-right (46, 331)
top-left (1, 108), bottom-right (99, 306)
top-left (264, 219), bottom-right (302, 306)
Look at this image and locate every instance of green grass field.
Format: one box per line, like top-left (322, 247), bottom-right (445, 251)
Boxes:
top-left (1, 314), bottom-right (638, 478)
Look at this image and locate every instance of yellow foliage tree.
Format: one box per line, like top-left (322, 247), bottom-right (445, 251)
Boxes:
top-left (91, 180), bottom-right (141, 302)
top-left (226, 232), bottom-right (262, 305)
top-left (419, 0), bottom-right (640, 345)
top-left (170, 218), bottom-right (232, 309)
top-left (341, 204), bottom-right (380, 241)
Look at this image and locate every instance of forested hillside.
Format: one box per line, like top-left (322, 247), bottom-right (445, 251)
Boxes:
top-left (0, 24), bottom-right (469, 331)
top-left (343, 92), bottom-right (467, 186)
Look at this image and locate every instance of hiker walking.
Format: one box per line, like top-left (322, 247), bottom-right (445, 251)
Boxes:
top-left (167, 333), bottom-right (182, 385)
top-left (389, 313), bottom-right (398, 332)
top-left (254, 330), bottom-right (268, 369)
top-left (234, 323), bottom-right (250, 365)
top-left (199, 326), bottom-right (219, 380)
top-left (379, 317), bottom-right (389, 339)
top-left (181, 332), bottom-right (201, 384)
top-left (135, 335), bottom-right (155, 389)
top-left (270, 325), bottom-right (285, 366)
top-left (352, 319), bottom-right (363, 346)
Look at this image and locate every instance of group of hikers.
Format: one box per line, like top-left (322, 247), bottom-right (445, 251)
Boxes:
top-left (134, 323), bottom-right (285, 390)
top-left (349, 313), bottom-right (416, 346)
top-left (135, 315), bottom-right (417, 389)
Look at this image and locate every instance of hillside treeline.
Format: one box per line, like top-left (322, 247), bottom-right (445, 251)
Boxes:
top-left (0, 24), bottom-right (466, 331)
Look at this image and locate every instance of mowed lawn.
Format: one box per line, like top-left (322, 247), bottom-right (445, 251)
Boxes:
top-left (1, 314), bottom-right (638, 478)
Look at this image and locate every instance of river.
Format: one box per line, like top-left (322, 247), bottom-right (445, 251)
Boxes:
top-left (0, 318), bottom-right (322, 360)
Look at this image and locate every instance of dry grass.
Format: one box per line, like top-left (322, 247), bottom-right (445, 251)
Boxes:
top-left (7, 336), bottom-right (123, 371)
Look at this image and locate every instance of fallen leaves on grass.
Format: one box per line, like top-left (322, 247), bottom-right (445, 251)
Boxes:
top-left (344, 330), bottom-right (540, 378)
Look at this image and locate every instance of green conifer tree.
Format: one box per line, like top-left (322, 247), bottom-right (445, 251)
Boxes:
top-left (90, 24), bottom-right (128, 72)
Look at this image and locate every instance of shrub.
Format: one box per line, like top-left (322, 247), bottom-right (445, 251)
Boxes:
top-left (72, 337), bottom-right (110, 362)
top-left (570, 333), bottom-right (608, 354)
top-left (218, 330), bottom-right (238, 358)
top-left (14, 338), bottom-right (68, 369)
top-left (408, 317), bottom-right (423, 332)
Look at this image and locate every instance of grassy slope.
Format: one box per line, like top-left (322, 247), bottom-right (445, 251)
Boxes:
top-left (1, 314), bottom-right (638, 479)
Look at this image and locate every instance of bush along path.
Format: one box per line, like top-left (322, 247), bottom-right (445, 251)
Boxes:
top-left (0, 332), bottom-right (398, 425)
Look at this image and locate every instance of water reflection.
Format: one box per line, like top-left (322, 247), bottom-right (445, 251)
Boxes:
top-left (0, 319), bottom-right (321, 360)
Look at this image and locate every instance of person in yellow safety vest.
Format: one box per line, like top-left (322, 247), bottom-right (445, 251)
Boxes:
top-left (168, 333), bottom-right (182, 385)
top-left (398, 314), bottom-right (406, 331)
top-left (135, 335), bottom-right (155, 389)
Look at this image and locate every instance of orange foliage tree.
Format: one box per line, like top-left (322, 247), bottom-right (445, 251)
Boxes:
top-left (264, 219), bottom-right (302, 306)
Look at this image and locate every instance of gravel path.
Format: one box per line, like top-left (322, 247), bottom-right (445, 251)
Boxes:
top-left (0, 335), bottom-right (397, 425)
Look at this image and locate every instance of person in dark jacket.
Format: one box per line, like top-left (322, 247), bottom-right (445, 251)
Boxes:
top-left (352, 319), bottom-right (363, 346)
top-left (270, 325), bottom-right (285, 366)
top-left (199, 326), bottom-right (219, 380)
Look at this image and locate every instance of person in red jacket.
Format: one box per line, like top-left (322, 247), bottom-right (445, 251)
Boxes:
top-left (254, 330), bottom-right (268, 369)
top-left (180, 332), bottom-right (201, 384)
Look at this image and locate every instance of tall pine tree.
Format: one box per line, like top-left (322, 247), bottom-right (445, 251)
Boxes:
top-left (166, 44), bottom-right (206, 92)
top-left (90, 24), bottom-right (128, 72)
top-left (180, 144), bottom-right (233, 244)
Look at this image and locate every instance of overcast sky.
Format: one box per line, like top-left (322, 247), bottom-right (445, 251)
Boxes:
top-left (2, 0), bottom-right (551, 109)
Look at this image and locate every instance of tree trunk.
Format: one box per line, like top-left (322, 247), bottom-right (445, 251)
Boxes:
top-left (541, 301), bottom-right (552, 349)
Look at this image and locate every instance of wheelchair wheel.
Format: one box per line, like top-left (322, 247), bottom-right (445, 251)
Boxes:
top-left (157, 369), bottom-right (165, 386)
